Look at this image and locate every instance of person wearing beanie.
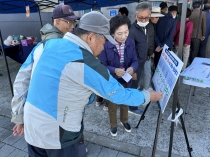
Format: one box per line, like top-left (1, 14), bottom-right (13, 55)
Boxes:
top-left (11, 11), bottom-right (162, 157)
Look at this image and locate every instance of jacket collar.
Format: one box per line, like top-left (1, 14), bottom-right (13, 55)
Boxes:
top-left (165, 13), bottom-right (173, 18)
top-left (134, 21), bottom-right (148, 34)
top-left (63, 32), bottom-right (93, 54)
top-left (107, 39), bottom-right (130, 49)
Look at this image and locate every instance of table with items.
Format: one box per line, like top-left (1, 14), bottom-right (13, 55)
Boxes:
top-left (180, 57), bottom-right (210, 121)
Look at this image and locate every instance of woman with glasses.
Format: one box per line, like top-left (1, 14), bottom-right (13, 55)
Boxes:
top-left (100, 15), bottom-right (138, 136)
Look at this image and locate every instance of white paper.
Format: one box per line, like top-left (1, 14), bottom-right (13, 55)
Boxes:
top-left (181, 57), bottom-right (210, 81)
top-left (180, 57), bottom-right (210, 88)
top-left (122, 72), bottom-right (132, 83)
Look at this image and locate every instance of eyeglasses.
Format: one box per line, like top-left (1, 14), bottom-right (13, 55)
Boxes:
top-left (59, 19), bottom-right (75, 25)
top-left (136, 16), bottom-right (150, 22)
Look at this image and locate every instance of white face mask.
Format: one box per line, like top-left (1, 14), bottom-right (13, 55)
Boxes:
top-left (137, 21), bottom-right (149, 27)
top-left (173, 15), bottom-right (176, 19)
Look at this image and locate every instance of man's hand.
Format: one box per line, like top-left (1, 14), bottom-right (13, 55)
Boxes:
top-left (13, 124), bottom-right (24, 136)
top-left (183, 44), bottom-right (188, 47)
top-left (126, 67), bottom-right (134, 75)
top-left (201, 36), bottom-right (205, 41)
top-left (155, 46), bottom-right (163, 52)
top-left (115, 68), bottom-right (125, 77)
top-left (149, 91), bottom-right (163, 102)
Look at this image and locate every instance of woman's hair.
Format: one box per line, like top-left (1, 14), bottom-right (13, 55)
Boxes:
top-left (186, 8), bottom-right (192, 18)
top-left (109, 15), bottom-right (131, 35)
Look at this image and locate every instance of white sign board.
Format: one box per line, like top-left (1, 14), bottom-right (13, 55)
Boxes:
top-left (152, 45), bottom-right (183, 113)
top-left (180, 57), bottom-right (210, 88)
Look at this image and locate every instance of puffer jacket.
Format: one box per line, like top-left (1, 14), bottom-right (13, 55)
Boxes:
top-left (11, 32), bottom-right (150, 150)
top-left (40, 23), bottom-right (63, 40)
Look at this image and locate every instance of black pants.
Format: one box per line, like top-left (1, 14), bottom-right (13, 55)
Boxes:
top-left (28, 136), bottom-right (86, 157)
top-left (198, 37), bottom-right (208, 58)
top-left (154, 50), bottom-right (162, 68)
top-left (189, 38), bottom-right (201, 63)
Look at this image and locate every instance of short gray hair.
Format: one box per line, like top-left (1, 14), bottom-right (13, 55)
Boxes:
top-left (136, 2), bottom-right (152, 13)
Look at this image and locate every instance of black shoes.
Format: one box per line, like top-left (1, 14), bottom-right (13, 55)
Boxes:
top-left (95, 96), bottom-right (104, 106)
top-left (120, 122), bottom-right (131, 132)
top-left (110, 127), bottom-right (117, 136)
top-left (110, 122), bottom-right (131, 136)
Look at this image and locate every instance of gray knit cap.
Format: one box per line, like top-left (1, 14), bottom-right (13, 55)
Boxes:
top-left (78, 11), bottom-right (117, 45)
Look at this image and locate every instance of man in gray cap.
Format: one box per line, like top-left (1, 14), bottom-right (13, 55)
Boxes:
top-left (11, 11), bottom-right (162, 157)
top-left (40, 4), bottom-right (79, 40)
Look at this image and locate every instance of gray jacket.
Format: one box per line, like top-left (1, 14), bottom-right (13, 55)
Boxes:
top-left (40, 23), bottom-right (63, 40)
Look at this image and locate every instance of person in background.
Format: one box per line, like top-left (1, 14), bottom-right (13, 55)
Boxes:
top-left (189, 1), bottom-right (206, 62)
top-left (100, 15), bottom-right (138, 136)
top-left (118, 7), bottom-right (129, 16)
top-left (174, 8), bottom-right (193, 70)
top-left (141, 6), bottom-right (164, 91)
top-left (11, 11), bottom-right (163, 157)
top-left (150, 7), bottom-right (164, 25)
top-left (128, 2), bottom-right (152, 116)
top-left (40, 4), bottom-right (79, 40)
top-left (204, 3), bottom-right (210, 58)
top-left (199, 2), bottom-right (210, 58)
top-left (159, 2), bottom-right (168, 15)
top-left (154, 5), bottom-right (178, 68)
top-left (95, 7), bottom-right (129, 110)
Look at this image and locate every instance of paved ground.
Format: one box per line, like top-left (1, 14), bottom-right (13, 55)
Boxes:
top-left (0, 56), bottom-right (210, 157)
top-left (0, 115), bottom-right (139, 157)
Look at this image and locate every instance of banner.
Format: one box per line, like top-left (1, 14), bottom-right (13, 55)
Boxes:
top-left (152, 45), bottom-right (183, 113)
top-left (26, 5), bottom-right (30, 18)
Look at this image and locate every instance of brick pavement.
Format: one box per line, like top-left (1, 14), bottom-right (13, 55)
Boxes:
top-left (0, 115), bottom-right (138, 157)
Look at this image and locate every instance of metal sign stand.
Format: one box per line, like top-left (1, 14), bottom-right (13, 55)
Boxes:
top-left (152, 1), bottom-right (193, 157)
top-left (135, 102), bottom-right (151, 128)
top-left (135, 82), bottom-right (193, 157)
top-left (136, 1), bottom-right (193, 154)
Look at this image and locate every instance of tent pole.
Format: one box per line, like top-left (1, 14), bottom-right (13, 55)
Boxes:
top-left (38, 6), bottom-right (43, 27)
top-left (168, 0), bottom-right (188, 157)
top-left (0, 30), bottom-right (14, 96)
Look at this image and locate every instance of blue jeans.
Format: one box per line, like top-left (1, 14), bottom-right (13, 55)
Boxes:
top-left (142, 59), bottom-right (154, 90)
